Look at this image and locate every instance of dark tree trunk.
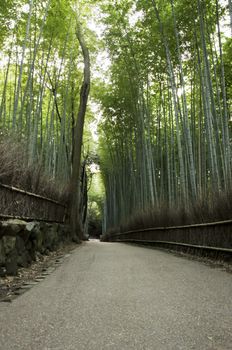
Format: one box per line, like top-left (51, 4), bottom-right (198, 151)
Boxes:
top-left (70, 24), bottom-right (90, 241)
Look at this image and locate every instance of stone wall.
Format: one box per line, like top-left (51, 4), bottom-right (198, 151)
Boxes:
top-left (0, 219), bottom-right (72, 276)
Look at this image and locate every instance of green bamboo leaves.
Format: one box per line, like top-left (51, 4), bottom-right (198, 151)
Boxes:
top-left (98, 0), bottom-right (232, 232)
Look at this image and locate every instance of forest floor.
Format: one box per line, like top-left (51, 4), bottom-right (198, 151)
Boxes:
top-left (0, 242), bottom-right (78, 302)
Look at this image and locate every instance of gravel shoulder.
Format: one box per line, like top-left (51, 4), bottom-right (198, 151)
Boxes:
top-left (0, 242), bottom-right (78, 301)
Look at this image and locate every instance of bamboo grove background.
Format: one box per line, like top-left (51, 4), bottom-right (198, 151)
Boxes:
top-left (97, 0), bottom-right (232, 233)
top-left (1, 0), bottom-right (232, 235)
top-left (0, 0), bottom-right (92, 190)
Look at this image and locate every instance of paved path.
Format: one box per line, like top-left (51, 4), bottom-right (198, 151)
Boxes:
top-left (0, 241), bottom-right (231, 350)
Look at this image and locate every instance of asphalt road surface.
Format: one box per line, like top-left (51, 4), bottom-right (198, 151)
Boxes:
top-left (0, 241), bottom-right (231, 350)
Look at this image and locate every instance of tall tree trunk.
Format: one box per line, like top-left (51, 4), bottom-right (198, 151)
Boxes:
top-left (12, 0), bottom-right (33, 130)
top-left (151, 0), bottom-right (187, 203)
top-left (229, 0), bottom-right (232, 36)
top-left (70, 24), bottom-right (90, 241)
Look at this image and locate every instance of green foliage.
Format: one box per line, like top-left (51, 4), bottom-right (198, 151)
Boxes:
top-left (223, 37), bottom-right (232, 100)
top-left (97, 0), bottom-right (232, 232)
top-left (0, 0), bottom-right (98, 186)
top-left (0, 0), bottom-right (17, 45)
top-left (1, 0), bottom-right (232, 234)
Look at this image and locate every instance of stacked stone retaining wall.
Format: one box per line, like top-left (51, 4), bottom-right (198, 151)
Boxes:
top-left (0, 219), bottom-right (72, 276)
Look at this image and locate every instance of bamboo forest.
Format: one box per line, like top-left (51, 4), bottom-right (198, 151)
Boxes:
top-left (0, 0), bottom-right (232, 239)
